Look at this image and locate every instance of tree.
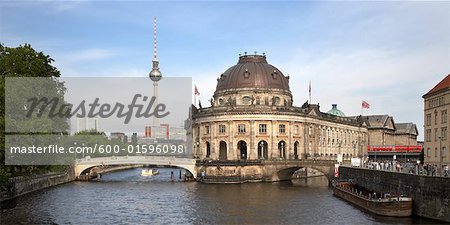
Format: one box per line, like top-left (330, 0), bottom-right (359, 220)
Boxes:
top-left (131, 133), bottom-right (138, 145)
top-left (0, 43), bottom-right (67, 190)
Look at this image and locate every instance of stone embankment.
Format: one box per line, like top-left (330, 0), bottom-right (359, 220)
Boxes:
top-left (339, 166), bottom-right (450, 222)
top-left (1, 169), bottom-right (75, 202)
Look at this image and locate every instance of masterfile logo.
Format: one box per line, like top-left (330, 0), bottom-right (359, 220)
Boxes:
top-left (5, 77), bottom-right (191, 133)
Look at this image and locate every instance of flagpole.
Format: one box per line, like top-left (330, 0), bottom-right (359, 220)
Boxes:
top-left (309, 81), bottom-right (311, 104)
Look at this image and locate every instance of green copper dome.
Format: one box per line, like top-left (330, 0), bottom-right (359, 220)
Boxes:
top-left (327, 104), bottom-right (345, 117)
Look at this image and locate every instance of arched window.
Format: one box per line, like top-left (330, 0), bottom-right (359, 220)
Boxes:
top-left (237, 140), bottom-right (247, 160)
top-left (294, 141), bottom-right (299, 160)
top-left (219, 141), bottom-right (227, 160)
top-left (278, 141), bottom-right (286, 159)
top-left (205, 142), bottom-right (211, 158)
top-left (258, 140), bottom-right (268, 159)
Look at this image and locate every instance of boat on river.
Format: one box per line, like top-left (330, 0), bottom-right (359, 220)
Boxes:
top-left (333, 181), bottom-right (412, 217)
top-left (141, 169), bottom-right (160, 176)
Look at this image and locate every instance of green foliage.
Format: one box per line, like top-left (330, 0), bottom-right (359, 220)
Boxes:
top-left (0, 43), bottom-right (67, 191)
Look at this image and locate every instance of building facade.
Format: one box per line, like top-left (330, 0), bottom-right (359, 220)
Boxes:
top-left (356, 115), bottom-right (420, 161)
top-left (192, 55), bottom-right (368, 182)
top-left (354, 115), bottom-right (418, 146)
top-left (191, 54), bottom-right (420, 181)
top-left (423, 74), bottom-right (450, 170)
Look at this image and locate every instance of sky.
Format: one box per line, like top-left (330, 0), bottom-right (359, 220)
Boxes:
top-left (1, 1), bottom-right (449, 140)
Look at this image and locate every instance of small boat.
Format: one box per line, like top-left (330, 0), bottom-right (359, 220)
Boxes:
top-left (333, 181), bottom-right (412, 217)
top-left (141, 169), bottom-right (160, 176)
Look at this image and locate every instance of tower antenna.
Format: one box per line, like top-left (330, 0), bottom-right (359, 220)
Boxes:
top-left (149, 17), bottom-right (162, 127)
top-left (153, 16), bottom-right (158, 61)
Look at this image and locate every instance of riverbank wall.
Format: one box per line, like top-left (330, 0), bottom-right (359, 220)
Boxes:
top-left (339, 166), bottom-right (450, 222)
top-left (1, 168), bottom-right (75, 202)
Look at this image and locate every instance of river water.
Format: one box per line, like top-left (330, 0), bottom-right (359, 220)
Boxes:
top-left (0, 168), bottom-right (440, 224)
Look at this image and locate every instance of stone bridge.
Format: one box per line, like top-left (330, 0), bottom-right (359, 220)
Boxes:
top-left (263, 159), bottom-right (336, 181)
top-left (74, 156), bottom-right (197, 179)
top-left (196, 159), bottom-right (337, 183)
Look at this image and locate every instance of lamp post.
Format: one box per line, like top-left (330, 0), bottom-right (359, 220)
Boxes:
top-left (259, 142), bottom-right (264, 160)
top-left (439, 136), bottom-right (443, 176)
top-left (338, 140), bottom-right (342, 165)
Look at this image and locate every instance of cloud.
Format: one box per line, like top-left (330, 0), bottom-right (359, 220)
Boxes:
top-left (63, 48), bottom-right (118, 62)
top-left (53, 48), bottom-right (120, 75)
top-left (280, 44), bottom-right (449, 141)
top-left (0, 1), bottom-right (87, 13)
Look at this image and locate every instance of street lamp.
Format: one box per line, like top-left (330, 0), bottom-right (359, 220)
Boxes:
top-left (439, 137), bottom-right (443, 176)
top-left (259, 142), bottom-right (264, 160)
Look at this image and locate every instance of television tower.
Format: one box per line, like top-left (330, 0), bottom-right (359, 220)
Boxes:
top-left (149, 17), bottom-right (162, 126)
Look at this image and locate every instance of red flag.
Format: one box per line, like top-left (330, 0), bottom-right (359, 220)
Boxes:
top-left (194, 85), bottom-right (200, 96)
top-left (362, 100), bottom-right (370, 109)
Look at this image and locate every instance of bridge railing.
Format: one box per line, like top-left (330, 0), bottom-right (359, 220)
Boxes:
top-left (75, 155), bottom-right (196, 165)
top-left (196, 159), bottom-right (263, 166)
top-left (196, 159), bottom-right (337, 166)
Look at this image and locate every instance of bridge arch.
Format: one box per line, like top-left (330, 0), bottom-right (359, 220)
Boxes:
top-left (269, 165), bottom-right (334, 183)
top-left (74, 156), bottom-right (197, 179)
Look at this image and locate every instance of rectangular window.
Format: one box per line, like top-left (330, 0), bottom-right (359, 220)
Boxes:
top-left (279, 124), bottom-right (286, 134)
top-left (442, 127), bottom-right (448, 140)
top-left (442, 110), bottom-right (447, 124)
top-left (219, 125), bottom-right (226, 134)
top-left (427, 148), bottom-right (431, 158)
top-left (238, 124), bottom-right (246, 133)
top-left (426, 129), bottom-right (431, 142)
top-left (294, 125), bottom-right (299, 135)
top-left (426, 114), bottom-right (431, 126)
top-left (259, 124), bottom-right (267, 133)
top-left (205, 126), bottom-right (210, 135)
top-left (435, 128), bottom-right (438, 141)
top-left (435, 112), bottom-right (438, 125)
top-left (435, 148), bottom-right (438, 158)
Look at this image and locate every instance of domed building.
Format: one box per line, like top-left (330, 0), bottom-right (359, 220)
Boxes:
top-left (327, 104), bottom-right (346, 117)
top-left (192, 54), bottom-right (368, 182)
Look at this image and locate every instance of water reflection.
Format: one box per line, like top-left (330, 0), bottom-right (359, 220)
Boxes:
top-left (0, 168), bottom-right (441, 224)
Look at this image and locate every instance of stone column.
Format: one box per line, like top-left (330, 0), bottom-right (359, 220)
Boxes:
top-left (288, 121), bottom-right (293, 159)
top-left (250, 120), bottom-right (255, 160)
top-left (303, 123), bottom-right (309, 159)
top-left (229, 120), bottom-right (234, 160)
top-left (211, 122), bottom-right (217, 160)
top-left (271, 120), bottom-right (275, 159)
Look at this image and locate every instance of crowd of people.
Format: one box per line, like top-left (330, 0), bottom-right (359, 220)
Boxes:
top-left (357, 160), bottom-right (449, 177)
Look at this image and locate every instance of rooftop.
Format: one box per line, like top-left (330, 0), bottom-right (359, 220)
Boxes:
top-left (327, 104), bottom-right (346, 117)
top-left (214, 53), bottom-right (290, 93)
top-left (423, 73), bottom-right (450, 98)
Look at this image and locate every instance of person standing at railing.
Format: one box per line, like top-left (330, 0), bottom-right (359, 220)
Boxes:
top-left (444, 165), bottom-right (449, 177)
